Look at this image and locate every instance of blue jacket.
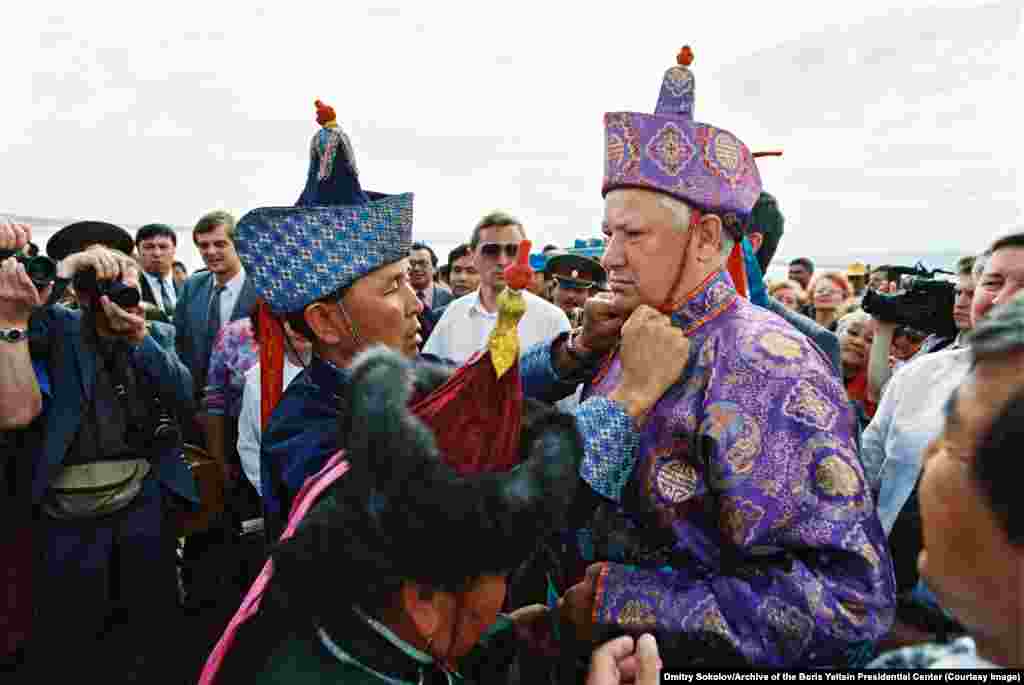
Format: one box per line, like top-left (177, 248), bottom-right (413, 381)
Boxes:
top-left (27, 306), bottom-right (199, 505)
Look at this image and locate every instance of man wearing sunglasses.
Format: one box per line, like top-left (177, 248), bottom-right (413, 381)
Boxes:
top-left (423, 210), bottom-right (570, 365)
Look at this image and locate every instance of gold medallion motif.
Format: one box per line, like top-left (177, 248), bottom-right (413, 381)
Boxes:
top-left (712, 132), bottom-right (741, 172)
top-left (646, 122), bottom-right (694, 177)
top-left (655, 460), bottom-right (699, 504)
top-left (815, 455), bottom-right (860, 498)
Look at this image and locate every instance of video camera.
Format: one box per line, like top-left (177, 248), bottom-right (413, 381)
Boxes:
top-left (861, 263), bottom-right (957, 337)
top-left (0, 249), bottom-right (57, 288)
top-left (72, 268), bottom-right (141, 309)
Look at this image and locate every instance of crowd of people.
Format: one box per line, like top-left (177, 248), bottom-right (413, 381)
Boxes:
top-left (2, 46), bottom-right (1022, 684)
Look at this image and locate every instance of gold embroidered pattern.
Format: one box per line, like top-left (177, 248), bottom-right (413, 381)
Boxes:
top-left (646, 122), bottom-right (695, 177)
top-left (759, 597), bottom-right (814, 659)
top-left (759, 331), bottom-right (804, 360)
top-left (783, 381), bottom-right (838, 431)
top-left (815, 455), bottom-right (861, 498)
top-left (618, 599), bottom-right (657, 628)
top-left (720, 497), bottom-right (766, 546)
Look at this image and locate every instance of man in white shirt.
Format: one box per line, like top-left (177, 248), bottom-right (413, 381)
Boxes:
top-left (237, 323), bottom-right (312, 496)
top-left (423, 211), bottom-right (570, 365)
top-left (136, 223), bottom-right (180, 320)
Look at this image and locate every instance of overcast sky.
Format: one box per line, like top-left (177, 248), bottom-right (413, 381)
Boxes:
top-left (2, 1), bottom-right (1021, 272)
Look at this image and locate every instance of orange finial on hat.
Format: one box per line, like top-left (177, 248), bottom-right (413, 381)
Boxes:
top-left (677, 45), bottom-right (694, 67)
top-left (315, 99), bottom-right (337, 127)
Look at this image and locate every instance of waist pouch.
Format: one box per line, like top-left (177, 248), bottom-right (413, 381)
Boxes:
top-left (43, 459), bottom-right (151, 520)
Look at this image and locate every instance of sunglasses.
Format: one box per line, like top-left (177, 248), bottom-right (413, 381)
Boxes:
top-left (479, 242), bottom-right (519, 259)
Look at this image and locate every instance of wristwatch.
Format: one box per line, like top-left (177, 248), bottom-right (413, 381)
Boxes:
top-left (0, 327), bottom-right (28, 343)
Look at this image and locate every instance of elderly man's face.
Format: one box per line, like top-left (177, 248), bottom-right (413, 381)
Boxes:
top-left (601, 189), bottom-right (691, 314)
top-left (972, 247), bottom-right (1024, 327)
top-left (919, 357), bottom-right (1024, 639)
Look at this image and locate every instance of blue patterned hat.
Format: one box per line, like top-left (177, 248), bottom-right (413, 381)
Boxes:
top-left (235, 100), bottom-right (413, 315)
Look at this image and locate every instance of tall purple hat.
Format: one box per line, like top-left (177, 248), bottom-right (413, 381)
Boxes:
top-left (602, 46), bottom-right (762, 225)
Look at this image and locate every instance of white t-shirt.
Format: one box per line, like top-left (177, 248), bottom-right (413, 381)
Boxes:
top-left (422, 289), bottom-right (570, 365)
top-left (237, 358), bottom-right (304, 496)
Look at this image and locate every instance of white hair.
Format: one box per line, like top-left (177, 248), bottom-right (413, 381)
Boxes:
top-left (656, 194), bottom-right (734, 257)
top-left (836, 310), bottom-right (872, 339)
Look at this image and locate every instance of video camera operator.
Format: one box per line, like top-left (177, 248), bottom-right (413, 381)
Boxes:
top-left (865, 257), bottom-right (976, 402)
top-left (862, 233), bottom-right (1024, 654)
top-left (1, 220), bottom-right (199, 681)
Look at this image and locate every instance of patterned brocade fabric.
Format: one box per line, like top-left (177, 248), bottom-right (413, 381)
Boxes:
top-left (575, 397), bottom-right (640, 503)
top-left (571, 269), bottom-right (896, 667)
top-left (203, 318), bottom-right (258, 418)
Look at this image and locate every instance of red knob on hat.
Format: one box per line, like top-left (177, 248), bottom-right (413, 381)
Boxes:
top-left (677, 45), bottom-right (694, 67)
top-left (315, 99), bottom-right (336, 126)
top-left (503, 240), bottom-right (533, 290)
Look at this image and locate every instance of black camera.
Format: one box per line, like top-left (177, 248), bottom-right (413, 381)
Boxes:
top-left (0, 249), bottom-right (57, 288)
top-left (72, 267), bottom-right (141, 309)
top-left (861, 263), bottom-right (957, 337)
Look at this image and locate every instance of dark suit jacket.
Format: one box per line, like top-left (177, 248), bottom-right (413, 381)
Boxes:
top-left (139, 270), bottom-right (181, 308)
top-left (173, 270), bottom-right (258, 396)
top-left (27, 306), bottom-right (199, 505)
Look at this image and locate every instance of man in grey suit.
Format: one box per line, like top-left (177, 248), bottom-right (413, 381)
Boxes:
top-left (173, 211), bottom-right (258, 413)
top-left (173, 210), bottom-right (257, 610)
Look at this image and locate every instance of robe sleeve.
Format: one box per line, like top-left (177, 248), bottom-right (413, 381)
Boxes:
top-left (591, 368), bottom-right (896, 667)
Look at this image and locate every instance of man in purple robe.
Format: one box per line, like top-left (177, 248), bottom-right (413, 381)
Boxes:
top-left (518, 46), bottom-right (895, 668)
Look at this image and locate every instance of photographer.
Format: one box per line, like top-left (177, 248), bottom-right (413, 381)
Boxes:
top-left (18, 223), bottom-right (198, 681)
top-left (0, 221), bottom-right (51, 669)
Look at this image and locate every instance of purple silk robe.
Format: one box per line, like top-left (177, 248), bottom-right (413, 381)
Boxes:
top-left (525, 269), bottom-right (895, 667)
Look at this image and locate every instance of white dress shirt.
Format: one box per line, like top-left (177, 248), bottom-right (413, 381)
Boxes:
top-left (142, 270), bottom-right (177, 312)
top-left (214, 267), bottom-right (247, 331)
top-left (237, 358), bottom-right (304, 496)
top-left (861, 347), bottom-right (972, 534)
top-left (422, 289), bottom-right (570, 365)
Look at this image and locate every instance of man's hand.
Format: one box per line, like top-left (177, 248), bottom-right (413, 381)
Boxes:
top-left (586, 634), bottom-right (662, 685)
top-left (57, 245), bottom-right (134, 281)
top-left (0, 222), bottom-right (46, 327)
top-left (558, 563), bottom-right (603, 644)
top-left (578, 293), bottom-right (628, 356)
top-left (99, 295), bottom-right (147, 345)
top-left (508, 603), bottom-right (559, 657)
top-left (608, 306), bottom-right (690, 420)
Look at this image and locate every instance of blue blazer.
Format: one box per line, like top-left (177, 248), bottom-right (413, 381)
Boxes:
top-left (173, 270), bottom-right (258, 390)
top-left (28, 306), bottom-right (199, 505)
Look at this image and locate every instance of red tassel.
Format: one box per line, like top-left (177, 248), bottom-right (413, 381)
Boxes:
top-left (726, 241), bottom-right (748, 299)
top-left (258, 300), bottom-right (286, 431)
